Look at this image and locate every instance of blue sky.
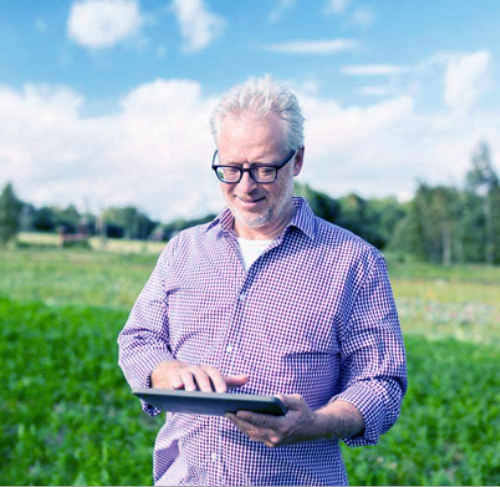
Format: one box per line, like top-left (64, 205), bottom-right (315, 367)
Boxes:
top-left (1, 0), bottom-right (499, 221)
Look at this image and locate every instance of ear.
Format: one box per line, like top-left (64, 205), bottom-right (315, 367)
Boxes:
top-left (293, 146), bottom-right (305, 177)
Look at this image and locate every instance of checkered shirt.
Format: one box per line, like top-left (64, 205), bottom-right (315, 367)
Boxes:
top-left (118, 197), bottom-right (408, 486)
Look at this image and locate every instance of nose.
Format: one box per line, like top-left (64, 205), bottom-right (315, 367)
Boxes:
top-left (237, 170), bottom-right (258, 193)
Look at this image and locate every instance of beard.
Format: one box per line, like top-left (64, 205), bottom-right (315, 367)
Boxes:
top-left (227, 177), bottom-right (294, 230)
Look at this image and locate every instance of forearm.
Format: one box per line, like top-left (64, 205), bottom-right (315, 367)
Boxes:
top-left (311, 399), bottom-right (365, 441)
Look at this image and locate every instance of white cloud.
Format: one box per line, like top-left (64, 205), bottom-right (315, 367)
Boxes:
top-left (1, 75), bottom-right (500, 223)
top-left (67, 0), bottom-right (144, 49)
top-left (444, 51), bottom-right (492, 113)
top-left (341, 64), bottom-right (408, 76)
top-left (171, 0), bottom-right (225, 53)
top-left (0, 81), bottom-right (222, 220)
top-left (323, 0), bottom-right (353, 15)
top-left (264, 39), bottom-right (359, 54)
top-left (269, 0), bottom-right (296, 23)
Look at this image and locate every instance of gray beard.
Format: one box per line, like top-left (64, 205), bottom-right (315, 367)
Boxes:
top-left (229, 181), bottom-right (294, 230)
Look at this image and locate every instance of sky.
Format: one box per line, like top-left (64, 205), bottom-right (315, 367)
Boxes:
top-left (1, 0), bottom-right (500, 222)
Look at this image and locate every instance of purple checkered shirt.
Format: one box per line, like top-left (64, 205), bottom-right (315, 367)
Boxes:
top-left (118, 197), bottom-right (407, 486)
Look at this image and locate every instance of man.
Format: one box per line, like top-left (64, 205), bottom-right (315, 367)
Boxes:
top-left (118, 76), bottom-right (407, 486)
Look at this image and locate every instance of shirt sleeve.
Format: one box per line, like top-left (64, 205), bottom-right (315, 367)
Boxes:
top-left (332, 252), bottom-right (408, 446)
top-left (117, 241), bottom-right (177, 417)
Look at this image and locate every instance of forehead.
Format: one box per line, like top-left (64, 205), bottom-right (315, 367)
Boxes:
top-left (218, 112), bottom-right (285, 159)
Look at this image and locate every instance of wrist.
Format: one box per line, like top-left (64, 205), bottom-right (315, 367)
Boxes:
top-left (311, 408), bottom-right (338, 441)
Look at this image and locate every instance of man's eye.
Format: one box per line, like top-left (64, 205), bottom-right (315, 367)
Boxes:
top-left (257, 167), bottom-right (275, 176)
top-left (224, 167), bottom-right (240, 175)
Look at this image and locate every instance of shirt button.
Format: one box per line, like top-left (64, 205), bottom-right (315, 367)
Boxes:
top-left (211, 453), bottom-right (218, 462)
top-left (239, 293), bottom-right (246, 301)
top-left (226, 344), bottom-right (233, 353)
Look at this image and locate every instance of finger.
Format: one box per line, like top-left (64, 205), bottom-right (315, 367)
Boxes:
top-left (226, 413), bottom-right (278, 445)
top-left (171, 378), bottom-right (185, 390)
top-left (226, 413), bottom-right (260, 436)
top-left (169, 372), bottom-right (184, 390)
top-left (179, 369), bottom-right (198, 391)
top-left (225, 374), bottom-right (250, 389)
top-left (236, 410), bottom-right (281, 430)
top-left (202, 366), bottom-right (228, 393)
top-left (190, 368), bottom-right (215, 392)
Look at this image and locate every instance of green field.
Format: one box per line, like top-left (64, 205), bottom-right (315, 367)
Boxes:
top-left (1, 247), bottom-right (500, 485)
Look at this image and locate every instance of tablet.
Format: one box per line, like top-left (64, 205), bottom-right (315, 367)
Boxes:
top-left (133, 388), bottom-right (287, 416)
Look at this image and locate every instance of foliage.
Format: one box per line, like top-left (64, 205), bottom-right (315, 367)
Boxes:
top-left (392, 183), bottom-right (462, 264)
top-left (0, 297), bottom-right (162, 486)
top-left (465, 142), bottom-right (500, 264)
top-left (150, 213), bottom-right (217, 241)
top-left (294, 182), bottom-right (406, 249)
top-left (31, 204), bottom-right (92, 235)
top-left (294, 182), bottom-right (341, 223)
top-left (102, 206), bottom-right (156, 240)
top-left (1, 247), bottom-right (500, 485)
top-left (0, 182), bottom-right (23, 246)
top-left (1, 293), bottom-right (500, 485)
top-left (343, 335), bottom-right (500, 486)
top-left (391, 142), bottom-right (500, 265)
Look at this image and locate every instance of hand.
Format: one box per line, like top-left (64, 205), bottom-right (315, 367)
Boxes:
top-left (225, 394), bottom-right (319, 447)
top-left (151, 360), bottom-right (249, 393)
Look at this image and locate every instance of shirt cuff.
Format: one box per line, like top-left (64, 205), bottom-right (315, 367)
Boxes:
top-left (132, 350), bottom-right (175, 417)
top-left (332, 381), bottom-right (387, 447)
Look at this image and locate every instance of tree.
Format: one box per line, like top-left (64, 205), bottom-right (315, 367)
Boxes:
top-left (103, 206), bottom-right (156, 240)
top-left (366, 197), bottom-right (407, 249)
top-left (294, 182), bottom-right (341, 223)
top-left (390, 183), bottom-right (462, 264)
top-left (0, 182), bottom-right (23, 246)
top-left (466, 142), bottom-right (500, 264)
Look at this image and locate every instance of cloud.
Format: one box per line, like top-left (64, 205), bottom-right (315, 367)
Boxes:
top-left (444, 51), bottom-right (492, 113)
top-left (67, 0), bottom-right (144, 49)
top-left (0, 80), bottom-right (222, 220)
top-left (298, 91), bottom-right (500, 199)
top-left (1, 75), bottom-right (499, 223)
top-left (264, 39), bottom-right (359, 54)
top-left (171, 0), bottom-right (225, 53)
top-left (269, 0), bottom-right (296, 23)
top-left (341, 64), bottom-right (408, 76)
top-left (323, 0), bottom-right (353, 15)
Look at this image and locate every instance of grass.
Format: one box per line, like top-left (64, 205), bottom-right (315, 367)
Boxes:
top-left (0, 248), bottom-right (156, 309)
top-left (1, 246), bottom-right (500, 485)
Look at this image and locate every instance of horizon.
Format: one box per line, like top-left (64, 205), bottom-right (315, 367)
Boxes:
top-left (1, 0), bottom-right (500, 221)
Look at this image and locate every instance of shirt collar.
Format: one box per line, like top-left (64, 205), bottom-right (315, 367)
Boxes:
top-left (207, 196), bottom-right (317, 240)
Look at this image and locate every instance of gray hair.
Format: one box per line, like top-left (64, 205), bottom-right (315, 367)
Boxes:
top-left (209, 75), bottom-right (305, 151)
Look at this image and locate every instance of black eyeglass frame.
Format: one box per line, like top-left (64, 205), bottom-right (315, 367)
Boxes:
top-left (211, 149), bottom-right (298, 184)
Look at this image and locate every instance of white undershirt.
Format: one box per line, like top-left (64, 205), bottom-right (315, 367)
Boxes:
top-left (237, 237), bottom-right (273, 270)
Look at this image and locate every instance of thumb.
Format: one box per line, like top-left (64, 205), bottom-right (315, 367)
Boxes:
top-left (279, 394), bottom-right (305, 411)
top-left (225, 374), bottom-right (250, 389)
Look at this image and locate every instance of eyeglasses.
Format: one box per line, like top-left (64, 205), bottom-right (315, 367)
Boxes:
top-left (212, 149), bottom-right (298, 184)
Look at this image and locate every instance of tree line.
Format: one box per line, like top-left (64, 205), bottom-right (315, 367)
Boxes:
top-left (1, 142), bottom-right (499, 265)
